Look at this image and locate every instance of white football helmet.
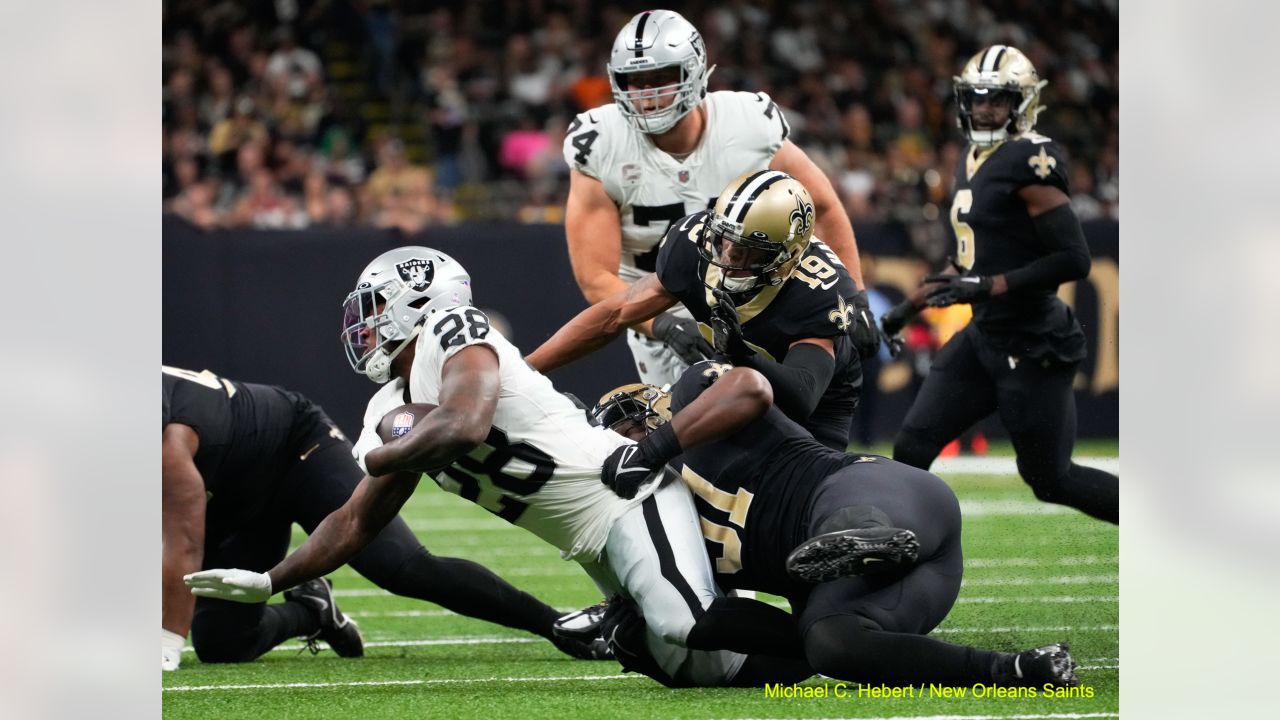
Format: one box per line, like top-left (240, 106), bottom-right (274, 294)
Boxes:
top-left (341, 246), bottom-right (473, 384)
top-left (953, 45), bottom-right (1048, 147)
top-left (607, 10), bottom-right (713, 135)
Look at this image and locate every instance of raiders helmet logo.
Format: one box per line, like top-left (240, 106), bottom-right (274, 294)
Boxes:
top-left (395, 258), bottom-right (435, 291)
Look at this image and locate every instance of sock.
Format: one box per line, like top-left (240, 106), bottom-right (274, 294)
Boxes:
top-left (685, 597), bottom-right (805, 659)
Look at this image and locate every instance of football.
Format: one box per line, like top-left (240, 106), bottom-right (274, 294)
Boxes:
top-left (376, 403), bottom-right (438, 442)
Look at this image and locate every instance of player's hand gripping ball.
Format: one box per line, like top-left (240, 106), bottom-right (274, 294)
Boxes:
top-left (376, 403), bottom-right (439, 442)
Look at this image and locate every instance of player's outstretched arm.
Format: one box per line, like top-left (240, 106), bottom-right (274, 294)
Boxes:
top-left (526, 273), bottom-right (678, 373)
top-left (365, 344), bottom-right (500, 476)
top-left (185, 470), bottom-right (422, 601)
top-left (162, 423), bottom-right (204, 669)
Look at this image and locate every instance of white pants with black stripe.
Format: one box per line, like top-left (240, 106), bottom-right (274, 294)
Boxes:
top-left (582, 477), bottom-right (747, 686)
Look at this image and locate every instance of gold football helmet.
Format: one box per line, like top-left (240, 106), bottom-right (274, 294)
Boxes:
top-left (591, 383), bottom-right (672, 435)
top-left (700, 170), bottom-right (816, 293)
top-left (953, 45), bottom-right (1047, 147)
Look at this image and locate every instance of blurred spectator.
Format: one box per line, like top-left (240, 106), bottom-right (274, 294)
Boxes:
top-left (228, 169), bottom-right (306, 229)
top-left (363, 137), bottom-right (436, 228)
top-left (163, 0), bottom-right (1118, 238)
top-left (208, 97), bottom-right (268, 168)
top-left (265, 26), bottom-right (323, 100)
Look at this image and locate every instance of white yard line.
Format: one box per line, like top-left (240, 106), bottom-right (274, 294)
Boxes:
top-left (165, 673), bottom-right (642, 692)
top-left (933, 456), bottom-right (1119, 476)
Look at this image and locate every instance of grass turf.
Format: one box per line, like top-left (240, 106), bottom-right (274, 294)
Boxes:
top-left (163, 463), bottom-right (1119, 719)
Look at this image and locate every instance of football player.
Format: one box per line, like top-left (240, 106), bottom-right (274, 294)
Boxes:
top-left (163, 365), bottom-right (603, 671)
top-left (562, 9), bottom-right (879, 387)
top-left (879, 46), bottom-right (1118, 523)
top-left (590, 365), bottom-right (1080, 688)
top-left (529, 171), bottom-right (863, 451)
top-left (186, 247), bottom-right (814, 687)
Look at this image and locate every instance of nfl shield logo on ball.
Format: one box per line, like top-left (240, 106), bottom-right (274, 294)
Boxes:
top-left (391, 412), bottom-right (416, 437)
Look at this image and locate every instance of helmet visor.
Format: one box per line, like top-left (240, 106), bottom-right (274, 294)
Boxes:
top-left (340, 284), bottom-right (397, 372)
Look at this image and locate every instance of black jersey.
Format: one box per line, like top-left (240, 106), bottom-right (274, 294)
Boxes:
top-left (656, 210), bottom-right (862, 446)
top-left (950, 134), bottom-right (1086, 362)
top-left (669, 365), bottom-right (866, 595)
top-left (163, 366), bottom-right (341, 528)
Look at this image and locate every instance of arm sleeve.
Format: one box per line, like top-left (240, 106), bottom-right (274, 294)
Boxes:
top-left (737, 342), bottom-right (834, 421)
top-left (1003, 203), bottom-right (1092, 292)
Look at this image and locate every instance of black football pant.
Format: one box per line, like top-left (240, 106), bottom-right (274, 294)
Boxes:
top-left (789, 461), bottom-right (1019, 685)
top-left (893, 325), bottom-right (1118, 523)
top-left (191, 439), bottom-right (562, 663)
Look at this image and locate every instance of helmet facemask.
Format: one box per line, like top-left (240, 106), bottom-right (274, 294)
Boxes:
top-left (953, 45), bottom-right (1048, 147)
top-left (699, 213), bottom-right (794, 294)
top-left (698, 171), bottom-right (815, 295)
top-left (591, 384), bottom-right (672, 439)
top-left (340, 247), bottom-right (474, 384)
top-left (607, 10), bottom-right (712, 136)
top-left (341, 280), bottom-right (428, 385)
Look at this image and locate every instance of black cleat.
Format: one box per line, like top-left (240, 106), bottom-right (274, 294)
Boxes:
top-left (785, 527), bottom-right (919, 582)
top-left (1008, 643), bottom-right (1080, 687)
top-left (284, 578), bottom-right (364, 658)
top-left (552, 600), bottom-right (609, 642)
top-left (550, 633), bottom-right (615, 661)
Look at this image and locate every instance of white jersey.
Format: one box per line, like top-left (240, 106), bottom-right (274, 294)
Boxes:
top-left (355, 306), bottom-right (648, 562)
top-left (564, 91), bottom-right (790, 284)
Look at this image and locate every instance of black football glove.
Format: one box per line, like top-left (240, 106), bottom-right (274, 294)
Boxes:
top-left (708, 290), bottom-right (755, 362)
top-left (651, 312), bottom-right (713, 365)
top-left (600, 444), bottom-right (663, 500)
top-left (849, 290), bottom-right (880, 359)
top-left (923, 273), bottom-right (993, 307)
top-left (878, 299), bottom-right (917, 358)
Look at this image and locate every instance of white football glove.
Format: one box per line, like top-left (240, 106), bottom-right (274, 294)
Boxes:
top-left (352, 429), bottom-right (383, 475)
top-left (184, 568), bottom-right (273, 603)
top-left (162, 629), bottom-right (185, 671)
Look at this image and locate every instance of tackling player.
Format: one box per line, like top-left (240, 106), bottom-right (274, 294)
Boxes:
top-left (163, 366), bottom-right (604, 671)
top-left (530, 171), bottom-right (863, 451)
top-left (186, 247), bottom-right (815, 687)
top-left (879, 46), bottom-right (1118, 523)
top-left (563, 9), bottom-right (879, 386)
top-left (589, 365), bottom-right (1080, 688)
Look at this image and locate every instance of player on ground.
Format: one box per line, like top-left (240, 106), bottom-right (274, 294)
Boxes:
top-left (879, 46), bottom-right (1117, 523)
top-left (162, 365), bottom-right (605, 671)
top-left (185, 247), bottom-right (813, 687)
top-left (589, 364), bottom-right (1080, 688)
top-left (530, 171), bottom-right (863, 451)
top-left (563, 9), bottom-right (879, 386)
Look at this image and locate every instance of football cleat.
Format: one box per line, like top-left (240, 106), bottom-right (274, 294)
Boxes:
top-left (549, 633), bottom-right (615, 661)
top-left (1008, 643), bottom-right (1080, 688)
top-left (284, 578), bottom-right (364, 658)
top-left (552, 600), bottom-right (610, 642)
top-left (785, 527), bottom-right (920, 582)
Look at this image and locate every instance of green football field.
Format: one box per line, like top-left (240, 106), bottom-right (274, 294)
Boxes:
top-left (163, 456), bottom-right (1119, 720)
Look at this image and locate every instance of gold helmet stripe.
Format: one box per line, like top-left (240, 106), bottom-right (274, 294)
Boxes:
top-left (981, 44), bottom-right (1008, 73)
top-left (724, 169), bottom-right (789, 223)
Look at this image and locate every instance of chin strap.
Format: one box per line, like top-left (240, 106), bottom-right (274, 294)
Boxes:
top-left (365, 327), bottom-right (421, 384)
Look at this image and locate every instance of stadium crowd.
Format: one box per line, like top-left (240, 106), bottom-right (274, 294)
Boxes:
top-left (162, 0), bottom-right (1117, 261)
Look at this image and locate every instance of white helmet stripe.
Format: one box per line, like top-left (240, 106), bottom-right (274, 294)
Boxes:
top-left (725, 170), bottom-right (788, 223)
top-left (981, 44), bottom-right (1007, 72)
